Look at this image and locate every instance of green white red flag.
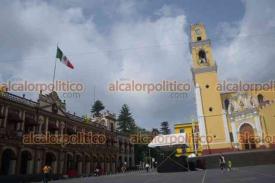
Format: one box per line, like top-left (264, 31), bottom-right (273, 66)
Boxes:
top-left (56, 47), bottom-right (74, 69)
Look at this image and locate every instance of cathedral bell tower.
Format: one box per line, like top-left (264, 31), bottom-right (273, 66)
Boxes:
top-left (190, 23), bottom-right (231, 154)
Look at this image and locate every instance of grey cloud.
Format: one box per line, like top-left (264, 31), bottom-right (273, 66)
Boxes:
top-left (1, 0), bottom-right (274, 132)
top-left (215, 0), bottom-right (275, 82)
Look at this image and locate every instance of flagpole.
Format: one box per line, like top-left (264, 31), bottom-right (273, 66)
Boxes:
top-left (93, 85), bottom-right (96, 103)
top-left (52, 43), bottom-right (58, 92)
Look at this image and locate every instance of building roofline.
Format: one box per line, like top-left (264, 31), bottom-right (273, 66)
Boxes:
top-left (174, 122), bottom-right (198, 126)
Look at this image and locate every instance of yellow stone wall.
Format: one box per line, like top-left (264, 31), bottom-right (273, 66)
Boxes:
top-left (191, 23), bottom-right (232, 151)
top-left (250, 89), bottom-right (275, 144)
top-left (174, 123), bottom-right (202, 156)
top-left (190, 23), bottom-right (275, 153)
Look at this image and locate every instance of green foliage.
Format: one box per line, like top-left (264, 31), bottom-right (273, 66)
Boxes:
top-left (83, 115), bottom-right (91, 124)
top-left (160, 121), bottom-right (170, 135)
top-left (91, 100), bottom-right (105, 116)
top-left (117, 104), bottom-right (136, 134)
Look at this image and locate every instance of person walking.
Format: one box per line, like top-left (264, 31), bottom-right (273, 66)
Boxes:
top-left (227, 160), bottom-right (232, 171)
top-left (145, 163), bottom-right (150, 173)
top-left (121, 165), bottom-right (126, 173)
top-left (219, 153), bottom-right (226, 172)
top-left (42, 165), bottom-right (50, 183)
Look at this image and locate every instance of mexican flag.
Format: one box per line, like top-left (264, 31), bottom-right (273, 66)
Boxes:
top-left (56, 47), bottom-right (74, 69)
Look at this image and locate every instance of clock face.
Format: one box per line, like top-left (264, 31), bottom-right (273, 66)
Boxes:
top-left (195, 28), bottom-right (201, 35)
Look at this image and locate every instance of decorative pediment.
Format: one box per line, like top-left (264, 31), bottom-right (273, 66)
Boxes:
top-left (37, 91), bottom-right (66, 116)
top-left (227, 93), bottom-right (258, 114)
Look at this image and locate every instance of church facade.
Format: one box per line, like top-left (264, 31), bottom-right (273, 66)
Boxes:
top-left (190, 23), bottom-right (275, 155)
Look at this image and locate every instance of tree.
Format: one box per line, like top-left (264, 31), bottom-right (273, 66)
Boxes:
top-left (152, 128), bottom-right (160, 136)
top-left (160, 121), bottom-right (170, 135)
top-left (82, 115), bottom-right (91, 124)
top-left (91, 100), bottom-right (105, 117)
top-left (117, 104), bottom-right (136, 134)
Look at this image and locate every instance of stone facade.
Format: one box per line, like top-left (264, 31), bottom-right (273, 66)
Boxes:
top-left (0, 91), bottom-right (134, 176)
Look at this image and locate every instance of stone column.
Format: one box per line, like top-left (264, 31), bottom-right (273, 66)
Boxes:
top-left (21, 110), bottom-right (25, 131)
top-left (255, 115), bottom-right (263, 144)
top-left (3, 105), bottom-right (9, 128)
top-left (60, 152), bottom-right (65, 175)
top-left (0, 105), bottom-right (5, 127)
top-left (45, 117), bottom-right (49, 134)
top-left (90, 154), bottom-right (94, 174)
top-left (82, 154), bottom-right (86, 175)
top-left (15, 148), bottom-right (21, 175)
top-left (63, 152), bottom-right (68, 175)
top-left (35, 150), bottom-right (42, 174)
top-left (231, 121), bottom-right (238, 143)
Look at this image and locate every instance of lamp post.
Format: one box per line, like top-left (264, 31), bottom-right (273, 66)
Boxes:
top-left (148, 147), bottom-right (151, 168)
top-left (192, 118), bottom-right (198, 156)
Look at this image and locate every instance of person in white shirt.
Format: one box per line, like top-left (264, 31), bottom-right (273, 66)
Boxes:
top-left (145, 163), bottom-right (150, 172)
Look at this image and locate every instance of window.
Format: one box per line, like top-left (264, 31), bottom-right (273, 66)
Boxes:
top-left (110, 123), bottom-right (114, 132)
top-left (197, 36), bottom-right (201, 41)
top-left (179, 129), bottom-right (185, 133)
top-left (224, 99), bottom-right (229, 110)
top-left (257, 94), bottom-right (264, 104)
top-left (198, 50), bottom-right (207, 64)
top-left (229, 132), bottom-right (234, 142)
top-left (209, 107), bottom-right (213, 112)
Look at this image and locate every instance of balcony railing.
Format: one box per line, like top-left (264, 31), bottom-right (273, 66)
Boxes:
top-left (0, 92), bottom-right (37, 107)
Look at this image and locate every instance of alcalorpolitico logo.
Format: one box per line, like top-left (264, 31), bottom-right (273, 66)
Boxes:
top-left (0, 80), bottom-right (85, 93)
top-left (23, 132), bottom-right (106, 147)
top-left (108, 80), bottom-right (191, 94)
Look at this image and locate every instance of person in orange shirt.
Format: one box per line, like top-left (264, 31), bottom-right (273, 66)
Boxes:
top-left (42, 165), bottom-right (51, 183)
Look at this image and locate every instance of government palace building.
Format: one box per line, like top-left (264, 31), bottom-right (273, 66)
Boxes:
top-left (0, 90), bottom-right (134, 176)
top-left (190, 23), bottom-right (275, 155)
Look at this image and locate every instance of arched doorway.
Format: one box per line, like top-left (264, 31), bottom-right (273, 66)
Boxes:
top-left (1, 149), bottom-right (16, 175)
top-left (76, 154), bottom-right (82, 175)
top-left (239, 123), bottom-right (256, 150)
top-left (111, 155), bottom-right (116, 173)
top-left (84, 155), bottom-right (90, 175)
top-left (105, 156), bottom-right (110, 174)
top-left (20, 151), bottom-right (33, 174)
top-left (66, 153), bottom-right (74, 171)
top-left (45, 152), bottom-right (57, 174)
top-left (65, 153), bottom-right (75, 176)
top-left (99, 156), bottom-right (104, 173)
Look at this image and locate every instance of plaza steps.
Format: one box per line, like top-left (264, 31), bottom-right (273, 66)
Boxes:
top-left (189, 149), bottom-right (275, 169)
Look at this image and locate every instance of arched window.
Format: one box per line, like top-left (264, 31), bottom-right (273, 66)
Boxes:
top-left (224, 99), bottom-right (230, 110)
top-left (198, 50), bottom-right (207, 64)
top-left (257, 94), bottom-right (264, 104)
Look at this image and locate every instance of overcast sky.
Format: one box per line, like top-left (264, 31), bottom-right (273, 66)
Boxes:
top-left (1, 0), bottom-right (275, 131)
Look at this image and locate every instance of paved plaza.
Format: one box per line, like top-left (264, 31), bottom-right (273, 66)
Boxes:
top-left (49, 164), bottom-right (275, 183)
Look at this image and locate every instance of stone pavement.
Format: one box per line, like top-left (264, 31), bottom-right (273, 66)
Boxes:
top-left (47, 164), bottom-right (275, 183)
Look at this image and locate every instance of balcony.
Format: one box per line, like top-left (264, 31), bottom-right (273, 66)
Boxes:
top-left (0, 92), bottom-right (37, 107)
top-left (48, 123), bottom-right (59, 131)
top-left (25, 116), bottom-right (38, 126)
top-left (6, 130), bottom-right (23, 139)
top-left (8, 112), bottom-right (23, 123)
